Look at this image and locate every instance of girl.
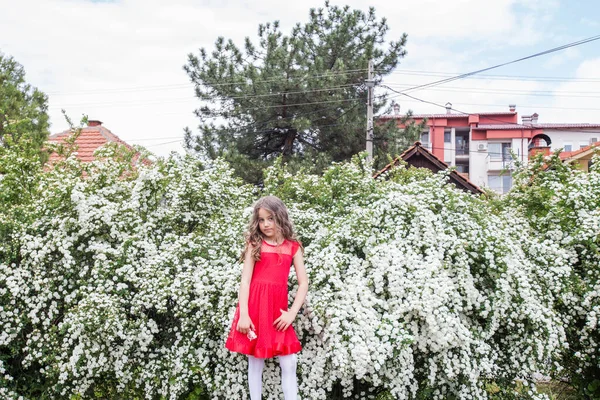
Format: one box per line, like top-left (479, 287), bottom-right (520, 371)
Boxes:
top-left (225, 196), bottom-right (309, 400)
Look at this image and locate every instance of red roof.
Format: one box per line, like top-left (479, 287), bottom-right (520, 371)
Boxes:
top-left (559, 141), bottom-right (600, 160)
top-left (47, 121), bottom-right (135, 163)
top-left (379, 111), bottom-right (516, 120)
top-left (475, 123), bottom-right (600, 130)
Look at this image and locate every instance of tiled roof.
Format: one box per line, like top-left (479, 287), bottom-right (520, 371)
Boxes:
top-left (475, 123), bottom-right (600, 130)
top-left (379, 112), bottom-right (516, 120)
top-left (559, 141), bottom-right (600, 160)
top-left (47, 125), bottom-right (135, 163)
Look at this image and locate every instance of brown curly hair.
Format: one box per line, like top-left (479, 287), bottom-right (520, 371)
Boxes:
top-left (240, 196), bottom-right (301, 262)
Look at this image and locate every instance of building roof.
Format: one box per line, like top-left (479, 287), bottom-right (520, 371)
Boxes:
top-left (374, 142), bottom-right (484, 195)
top-left (559, 141), bottom-right (600, 161)
top-left (379, 111), bottom-right (516, 120)
top-left (47, 120), bottom-right (136, 163)
top-left (475, 123), bottom-right (600, 130)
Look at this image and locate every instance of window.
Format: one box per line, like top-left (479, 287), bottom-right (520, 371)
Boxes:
top-left (563, 144), bottom-right (572, 152)
top-left (489, 142), bottom-right (511, 160)
top-left (488, 174), bottom-right (513, 194)
top-left (580, 143), bottom-right (588, 150)
top-left (421, 132), bottom-right (430, 147)
top-left (455, 134), bottom-right (469, 155)
top-left (456, 164), bottom-right (469, 174)
top-left (444, 130), bottom-right (451, 143)
top-left (591, 137), bottom-right (598, 144)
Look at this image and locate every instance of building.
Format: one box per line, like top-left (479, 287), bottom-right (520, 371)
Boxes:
top-left (374, 141), bottom-right (483, 195)
top-left (558, 141), bottom-right (599, 172)
top-left (47, 120), bottom-right (146, 164)
top-left (380, 105), bottom-right (600, 193)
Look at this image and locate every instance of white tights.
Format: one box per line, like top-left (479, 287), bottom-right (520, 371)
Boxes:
top-left (248, 354), bottom-right (297, 400)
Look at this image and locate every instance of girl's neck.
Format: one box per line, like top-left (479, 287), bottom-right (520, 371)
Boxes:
top-left (263, 236), bottom-right (284, 246)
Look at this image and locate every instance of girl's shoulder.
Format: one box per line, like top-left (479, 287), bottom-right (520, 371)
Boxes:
top-left (287, 238), bottom-right (302, 257)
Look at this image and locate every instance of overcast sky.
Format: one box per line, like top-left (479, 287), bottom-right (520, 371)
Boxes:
top-left (1, 0), bottom-right (599, 158)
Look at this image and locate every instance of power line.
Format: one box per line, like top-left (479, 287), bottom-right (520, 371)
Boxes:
top-left (392, 98), bottom-right (600, 112)
top-left (47, 68), bottom-right (600, 98)
top-left (397, 35), bottom-right (600, 94)
top-left (190, 68), bottom-right (368, 88)
top-left (383, 69), bottom-right (600, 83)
top-left (383, 82), bottom-right (600, 97)
top-left (141, 139), bottom-right (184, 148)
top-left (381, 85), bottom-right (600, 135)
top-left (49, 83), bottom-right (363, 109)
top-left (47, 68), bottom-right (369, 96)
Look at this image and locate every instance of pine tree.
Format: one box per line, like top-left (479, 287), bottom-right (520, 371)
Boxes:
top-left (184, 2), bottom-right (407, 183)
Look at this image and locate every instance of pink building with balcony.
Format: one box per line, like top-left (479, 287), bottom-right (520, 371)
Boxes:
top-left (380, 105), bottom-right (600, 193)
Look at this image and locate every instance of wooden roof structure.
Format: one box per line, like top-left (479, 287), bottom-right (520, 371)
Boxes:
top-left (374, 142), bottom-right (484, 195)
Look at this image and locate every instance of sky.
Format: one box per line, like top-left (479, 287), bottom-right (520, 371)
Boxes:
top-left (1, 0), bottom-right (599, 158)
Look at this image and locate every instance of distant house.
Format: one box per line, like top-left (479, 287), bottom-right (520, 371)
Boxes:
top-left (558, 141), bottom-right (599, 172)
top-left (47, 120), bottom-right (144, 164)
top-left (374, 141), bottom-right (483, 195)
top-left (380, 105), bottom-right (600, 194)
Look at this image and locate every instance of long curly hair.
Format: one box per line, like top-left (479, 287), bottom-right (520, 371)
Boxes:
top-left (241, 196), bottom-right (301, 262)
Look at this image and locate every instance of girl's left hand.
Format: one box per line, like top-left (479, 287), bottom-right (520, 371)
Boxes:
top-left (273, 309), bottom-right (296, 331)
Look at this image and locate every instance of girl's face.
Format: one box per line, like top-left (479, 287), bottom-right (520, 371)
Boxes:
top-left (257, 208), bottom-right (279, 240)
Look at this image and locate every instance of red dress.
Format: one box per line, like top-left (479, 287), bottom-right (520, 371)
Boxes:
top-left (225, 239), bottom-right (302, 358)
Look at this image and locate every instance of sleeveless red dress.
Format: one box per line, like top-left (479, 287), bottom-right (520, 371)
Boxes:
top-left (225, 239), bottom-right (302, 358)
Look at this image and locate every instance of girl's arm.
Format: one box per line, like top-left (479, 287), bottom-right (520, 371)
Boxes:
top-left (237, 243), bottom-right (256, 334)
top-left (274, 248), bottom-right (309, 331)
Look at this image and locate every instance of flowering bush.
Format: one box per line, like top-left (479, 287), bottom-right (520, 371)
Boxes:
top-left (0, 148), bottom-right (577, 399)
top-left (264, 159), bottom-right (568, 399)
top-left (506, 152), bottom-right (600, 399)
top-left (1, 149), bottom-right (255, 399)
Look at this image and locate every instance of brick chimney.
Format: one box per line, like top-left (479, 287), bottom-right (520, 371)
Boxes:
top-left (88, 120), bottom-right (103, 127)
top-left (393, 103), bottom-right (400, 115)
top-left (445, 102), bottom-right (452, 114)
top-left (509, 104), bottom-right (516, 112)
top-left (530, 113), bottom-right (539, 124)
top-left (529, 146), bottom-right (550, 158)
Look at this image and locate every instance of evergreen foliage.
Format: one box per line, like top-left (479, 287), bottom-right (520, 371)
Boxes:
top-left (0, 52), bottom-right (49, 151)
top-left (184, 2), bottom-right (408, 183)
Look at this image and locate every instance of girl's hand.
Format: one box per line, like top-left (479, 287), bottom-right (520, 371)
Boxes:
top-left (237, 314), bottom-right (255, 335)
top-left (273, 309), bottom-right (296, 331)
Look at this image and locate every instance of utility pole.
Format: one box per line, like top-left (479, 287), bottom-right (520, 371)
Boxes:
top-left (365, 59), bottom-right (375, 163)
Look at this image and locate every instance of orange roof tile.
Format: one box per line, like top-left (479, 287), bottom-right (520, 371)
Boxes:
top-left (47, 123), bottom-right (136, 163)
top-left (559, 141), bottom-right (600, 160)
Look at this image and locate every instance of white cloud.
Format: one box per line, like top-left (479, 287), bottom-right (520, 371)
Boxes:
top-left (545, 58), bottom-right (600, 123)
top-left (543, 47), bottom-right (581, 69)
top-left (580, 17), bottom-right (600, 28)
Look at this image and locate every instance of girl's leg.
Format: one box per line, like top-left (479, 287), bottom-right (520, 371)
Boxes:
top-left (248, 355), bottom-right (265, 400)
top-left (278, 354), bottom-right (298, 400)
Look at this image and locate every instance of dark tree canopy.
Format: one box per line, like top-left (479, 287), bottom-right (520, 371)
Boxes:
top-left (0, 52), bottom-right (49, 150)
top-left (184, 2), bottom-right (407, 183)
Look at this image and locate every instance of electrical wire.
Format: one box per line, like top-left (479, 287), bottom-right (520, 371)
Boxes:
top-left (382, 69), bottom-right (600, 83)
top-left (47, 68), bottom-right (369, 96)
top-left (48, 83), bottom-right (364, 109)
top-left (391, 97), bottom-right (600, 112)
top-left (383, 82), bottom-right (600, 97)
top-left (396, 35), bottom-right (600, 94)
top-left (381, 85), bottom-right (600, 135)
top-left (140, 139), bottom-right (185, 148)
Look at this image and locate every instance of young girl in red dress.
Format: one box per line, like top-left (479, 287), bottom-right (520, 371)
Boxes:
top-left (225, 196), bottom-right (308, 400)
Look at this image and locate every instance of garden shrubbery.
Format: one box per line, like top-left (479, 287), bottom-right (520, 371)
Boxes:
top-left (505, 152), bottom-right (600, 400)
top-left (1, 143), bottom-right (599, 399)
